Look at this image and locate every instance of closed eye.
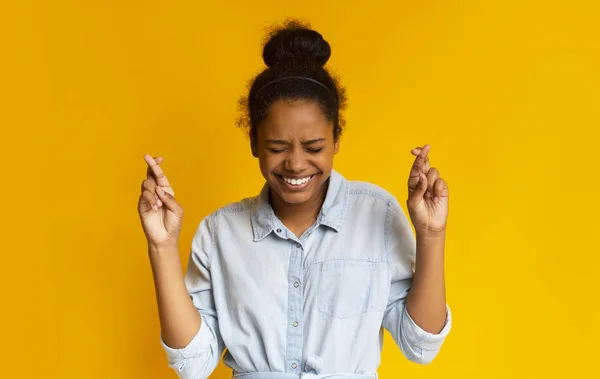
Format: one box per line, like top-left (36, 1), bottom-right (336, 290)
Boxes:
top-left (306, 148), bottom-right (323, 153)
top-left (269, 148), bottom-right (286, 154)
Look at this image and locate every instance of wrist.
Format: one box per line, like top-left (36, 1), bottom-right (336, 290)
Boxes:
top-left (148, 241), bottom-right (179, 255)
top-left (415, 228), bottom-right (446, 240)
top-left (415, 229), bottom-right (446, 258)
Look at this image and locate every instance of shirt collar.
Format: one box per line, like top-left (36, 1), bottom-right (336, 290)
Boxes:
top-left (251, 170), bottom-right (348, 241)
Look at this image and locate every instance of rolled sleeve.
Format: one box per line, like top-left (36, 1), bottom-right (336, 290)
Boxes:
top-left (160, 314), bottom-right (220, 378)
top-left (384, 301), bottom-right (452, 364)
top-left (161, 314), bottom-right (214, 362)
top-left (401, 304), bottom-right (452, 351)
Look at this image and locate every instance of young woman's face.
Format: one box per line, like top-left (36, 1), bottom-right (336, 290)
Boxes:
top-left (253, 99), bottom-right (339, 206)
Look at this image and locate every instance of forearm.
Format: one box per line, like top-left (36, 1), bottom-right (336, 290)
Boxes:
top-left (405, 230), bottom-right (447, 334)
top-left (149, 244), bottom-right (201, 348)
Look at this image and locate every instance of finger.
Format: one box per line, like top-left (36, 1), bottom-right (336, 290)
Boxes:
top-left (156, 186), bottom-right (184, 218)
top-left (145, 155), bottom-right (163, 179)
top-left (408, 144), bottom-right (431, 189)
top-left (411, 147), bottom-right (431, 172)
top-left (433, 178), bottom-right (449, 202)
top-left (145, 156), bottom-right (163, 179)
top-left (408, 173), bottom-right (428, 206)
top-left (139, 190), bottom-right (159, 212)
top-left (141, 178), bottom-right (155, 193)
top-left (143, 156), bottom-right (175, 197)
top-left (141, 179), bottom-right (163, 207)
top-left (144, 154), bottom-right (171, 188)
top-left (425, 167), bottom-right (440, 197)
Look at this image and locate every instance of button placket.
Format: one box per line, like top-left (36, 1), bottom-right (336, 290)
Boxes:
top-left (286, 239), bottom-right (303, 373)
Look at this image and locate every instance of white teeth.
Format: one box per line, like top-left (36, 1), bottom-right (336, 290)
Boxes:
top-left (283, 175), bottom-right (312, 185)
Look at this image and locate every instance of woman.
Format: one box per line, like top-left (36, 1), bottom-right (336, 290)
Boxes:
top-left (138, 20), bottom-right (451, 379)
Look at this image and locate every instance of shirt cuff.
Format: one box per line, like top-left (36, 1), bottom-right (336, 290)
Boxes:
top-left (160, 317), bottom-right (214, 359)
top-left (402, 304), bottom-right (452, 351)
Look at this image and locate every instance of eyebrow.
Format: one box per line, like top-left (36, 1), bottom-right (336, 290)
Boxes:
top-left (266, 138), bottom-right (326, 145)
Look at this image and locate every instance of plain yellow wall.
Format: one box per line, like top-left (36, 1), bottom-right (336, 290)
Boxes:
top-left (1, 1), bottom-right (599, 378)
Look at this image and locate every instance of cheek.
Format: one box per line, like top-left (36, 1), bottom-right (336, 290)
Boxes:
top-left (313, 152), bottom-right (335, 169)
top-left (259, 154), bottom-right (281, 173)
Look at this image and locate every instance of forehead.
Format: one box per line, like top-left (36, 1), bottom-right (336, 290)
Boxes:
top-left (259, 100), bottom-right (333, 138)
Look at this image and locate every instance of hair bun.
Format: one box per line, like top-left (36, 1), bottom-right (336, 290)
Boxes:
top-left (263, 23), bottom-right (331, 68)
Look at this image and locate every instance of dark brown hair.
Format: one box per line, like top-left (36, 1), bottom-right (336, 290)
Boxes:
top-left (237, 19), bottom-right (347, 143)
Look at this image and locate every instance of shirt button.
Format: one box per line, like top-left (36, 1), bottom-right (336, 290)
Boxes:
top-left (294, 281), bottom-right (299, 288)
top-left (296, 243), bottom-right (301, 248)
top-left (291, 363), bottom-right (297, 369)
top-left (276, 229), bottom-right (282, 233)
top-left (293, 321), bottom-right (299, 327)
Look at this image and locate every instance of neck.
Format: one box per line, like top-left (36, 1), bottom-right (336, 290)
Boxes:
top-left (270, 180), bottom-right (329, 236)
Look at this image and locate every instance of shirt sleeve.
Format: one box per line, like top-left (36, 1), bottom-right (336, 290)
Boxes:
top-left (160, 215), bottom-right (226, 378)
top-left (381, 197), bottom-right (452, 364)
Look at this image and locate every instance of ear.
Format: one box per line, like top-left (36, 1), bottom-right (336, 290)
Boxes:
top-left (333, 139), bottom-right (340, 155)
top-left (251, 135), bottom-right (258, 158)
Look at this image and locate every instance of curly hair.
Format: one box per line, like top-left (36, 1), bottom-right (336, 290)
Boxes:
top-left (237, 19), bottom-right (347, 143)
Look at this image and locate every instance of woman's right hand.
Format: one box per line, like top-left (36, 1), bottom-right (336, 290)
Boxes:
top-left (138, 155), bottom-right (184, 250)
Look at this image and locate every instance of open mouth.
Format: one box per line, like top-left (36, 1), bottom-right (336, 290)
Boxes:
top-left (275, 173), bottom-right (316, 189)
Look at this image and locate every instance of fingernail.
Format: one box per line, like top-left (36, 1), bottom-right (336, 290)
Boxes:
top-left (157, 199), bottom-right (163, 207)
top-left (153, 204), bottom-right (158, 211)
top-left (157, 187), bottom-right (164, 195)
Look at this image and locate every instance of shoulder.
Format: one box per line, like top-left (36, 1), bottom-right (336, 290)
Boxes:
top-left (345, 178), bottom-right (398, 206)
top-left (342, 178), bottom-right (408, 227)
top-left (187, 195), bottom-right (259, 265)
top-left (200, 195), bottom-right (258, 228)
top-left (189, 195), bottom-right (258, 256)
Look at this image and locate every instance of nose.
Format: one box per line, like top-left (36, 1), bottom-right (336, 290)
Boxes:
top-left (284, 146), bottom-right (307, 172)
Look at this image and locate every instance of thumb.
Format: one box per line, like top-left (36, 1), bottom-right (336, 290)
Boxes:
top-left (156, 186), bottom-right (183, 218)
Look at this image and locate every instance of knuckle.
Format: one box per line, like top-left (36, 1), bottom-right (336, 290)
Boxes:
top-left (141, 179), bottom-right (155, 191)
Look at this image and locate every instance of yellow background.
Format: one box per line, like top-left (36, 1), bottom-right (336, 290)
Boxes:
top-left (1, 1), bottom-right (599, 378)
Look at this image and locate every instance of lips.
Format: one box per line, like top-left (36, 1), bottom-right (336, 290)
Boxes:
top-left (275, 173), bottom-right (317, 191)
top-left (281, 175), bottom-right (314, 185)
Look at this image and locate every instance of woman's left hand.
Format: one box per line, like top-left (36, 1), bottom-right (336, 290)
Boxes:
top-left (406, 144), bottom-right (449, 234)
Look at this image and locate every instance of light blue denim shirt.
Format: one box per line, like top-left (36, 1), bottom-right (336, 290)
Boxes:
top-left (161, 170), bottom-right (452, 379)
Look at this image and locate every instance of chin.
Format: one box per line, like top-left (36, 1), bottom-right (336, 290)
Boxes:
top-left (277, 191), bottom-right (313, 205)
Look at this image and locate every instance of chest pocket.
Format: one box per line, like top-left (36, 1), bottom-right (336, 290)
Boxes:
top-left (318, 260), bottom-right (389, 319)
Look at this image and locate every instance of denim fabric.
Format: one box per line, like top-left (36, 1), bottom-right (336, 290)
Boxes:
top-left (160, 170), bottom-right (451, 379)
